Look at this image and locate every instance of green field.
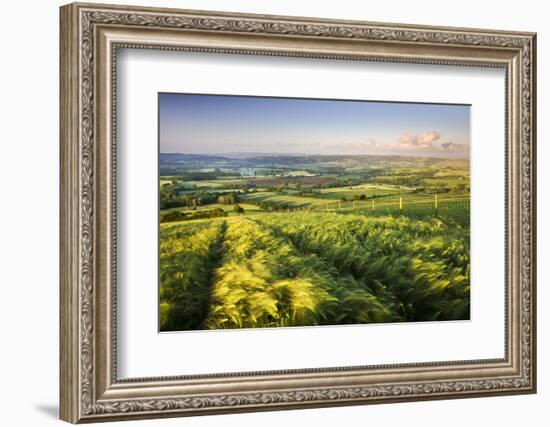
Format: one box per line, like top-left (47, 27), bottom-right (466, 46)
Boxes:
top-left (160, 203), bottom-right (262, 216)
top-left (160, 210), bottom-right (470, 331)
top-left (240, 192), bottom-right (330, 208)
top-left (319, 184), bottom-right (408, 199)
top-left (179, 180), bottom-right (242, 188)
top-left (240, 190), bottom-right (468, 211)
top-left (159, 153), bottom-right (470, 331)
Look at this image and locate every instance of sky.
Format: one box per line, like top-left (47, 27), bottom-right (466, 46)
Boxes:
top-left (159, 93), bottom-right (470, 158)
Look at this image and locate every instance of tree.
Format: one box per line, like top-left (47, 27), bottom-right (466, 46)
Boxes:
top-left (217, 193), bottom-right (237, 204)
top-left (454, 183), bottom-right (467, 194)
top-left (160, 185), bottom-right (189, 210)
top-left (233, 204), bottom-right (245, 214)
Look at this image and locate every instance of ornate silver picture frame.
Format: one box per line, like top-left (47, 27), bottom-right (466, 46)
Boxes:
top-left (60, 2), bottom-right (536, 423)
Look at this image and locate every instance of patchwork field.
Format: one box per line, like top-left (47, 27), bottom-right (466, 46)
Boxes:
top-left (159, 153), bottom-right (470, 331)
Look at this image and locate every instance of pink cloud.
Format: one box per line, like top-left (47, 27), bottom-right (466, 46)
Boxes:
top-left (322, 132), bottom-right (468, 158)
top-left (399, 131), bottom-right (441, 149)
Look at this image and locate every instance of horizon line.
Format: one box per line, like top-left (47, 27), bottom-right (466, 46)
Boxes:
top-left (160, 151), bottom-right (469, 159)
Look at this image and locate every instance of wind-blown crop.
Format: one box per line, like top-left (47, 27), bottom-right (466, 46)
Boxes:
top-left (159, 211), bottom-right (470, 331)
top-left (160, 220), bottom-right (226, 331)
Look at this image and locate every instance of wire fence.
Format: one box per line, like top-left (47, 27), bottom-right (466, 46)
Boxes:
top-left (270, 194), bottom-right (470, 214)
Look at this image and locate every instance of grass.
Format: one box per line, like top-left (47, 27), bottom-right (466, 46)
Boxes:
top-left (159, 209), bottom-right (470, 331)
top-left (160, 220), bottom-right (226, 330)
top-left (179, 179), bottom-right (248, 188)
top-left (422, 177), bottom-right (469, 187)
top-left (241, 192), bottom-right (330, 208)
top-left (160, 203), bottom-right (262, 216)
top-left (240, 191), bottom-right (469, 212)
top-left (319, 184), bottom-right (409, 199)
top-left (158, 156), bottom-right (471, 332)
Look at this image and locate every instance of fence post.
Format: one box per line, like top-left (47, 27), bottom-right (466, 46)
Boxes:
top-left (399, 196), bottom-right (403, 211)
top-left (372, 199), bottom-right (375, 211)
top-left (435, 194), bottom-right (438, 210)
top-left (338, 202), bottom-right (341, 210)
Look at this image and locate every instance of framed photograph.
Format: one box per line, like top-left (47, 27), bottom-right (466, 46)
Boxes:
top-left (60, 2), bottom-right (537, 423)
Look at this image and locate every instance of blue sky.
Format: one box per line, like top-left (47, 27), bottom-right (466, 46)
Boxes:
top-left (159, 93), bottom-right (470, 158)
